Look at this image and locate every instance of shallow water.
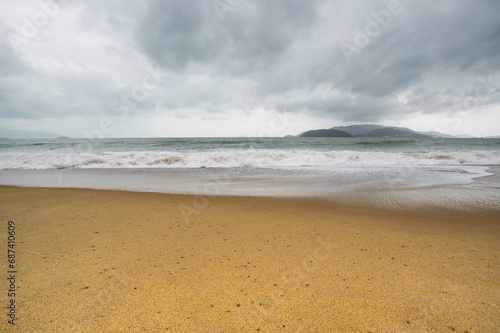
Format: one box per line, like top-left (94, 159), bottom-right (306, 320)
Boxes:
top-left (1, 165), bottom-right (499, 210)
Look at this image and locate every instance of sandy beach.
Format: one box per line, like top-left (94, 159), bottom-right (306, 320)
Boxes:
top-left (1, 185), bottom-right (499, 332)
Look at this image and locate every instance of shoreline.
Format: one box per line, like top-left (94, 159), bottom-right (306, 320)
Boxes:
top-left (1, 182), bottom-right (500, 214)
top-left (0, 164), bottom-right (499, 211)
top-left (1, 185), bottom-right (499, 331)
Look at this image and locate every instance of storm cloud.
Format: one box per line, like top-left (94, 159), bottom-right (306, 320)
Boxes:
top-left (1, 0), bottom-right (499, 137)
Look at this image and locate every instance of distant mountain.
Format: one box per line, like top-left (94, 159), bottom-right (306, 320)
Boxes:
top-left (365, 127), bottom-right (429, 138)
top-left (299, 129), bottom-right (352, 138)
top-left (332, 124), bottom-right (430, 138)
top-left (418, 131), bottom-right (455, 138)
top-left (293, 124), bottom-right (493, 139)
top-left (331, 124), bottom-right (385, 136)
top-left (0, 128), bottom-right (60, 139)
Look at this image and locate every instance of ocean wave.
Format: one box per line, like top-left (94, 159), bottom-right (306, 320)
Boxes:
top-left (0, 149), bottom-right (499, 170)
top-left (356, 139), bottom-right (415, 145)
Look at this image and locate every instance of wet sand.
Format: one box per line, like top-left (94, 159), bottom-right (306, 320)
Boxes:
top-left (0, 185), bottom-right (499, 332)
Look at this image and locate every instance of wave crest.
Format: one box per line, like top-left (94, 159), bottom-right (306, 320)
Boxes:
top-left (0, 149), bottom-right (498, 170)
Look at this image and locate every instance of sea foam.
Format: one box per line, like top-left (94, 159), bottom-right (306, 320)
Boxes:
top-left (0, 149), bottom-right (498, 170)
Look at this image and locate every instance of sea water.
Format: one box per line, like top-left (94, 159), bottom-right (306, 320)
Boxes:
top-left (0, 137), bottom-right (499, 209)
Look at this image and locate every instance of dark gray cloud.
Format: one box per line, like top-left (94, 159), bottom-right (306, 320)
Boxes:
top-left (330, 1), bottom-right (500, 99)
top-left (0, 0), bottom-right (499, 136)
top-left (276, 92), bottom-right (403, 123)
top-left (136, 0), bottom-right (323, 74)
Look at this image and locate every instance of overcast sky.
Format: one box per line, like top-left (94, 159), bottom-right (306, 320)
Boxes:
top-left (1, 0), bottom-right (499, 138)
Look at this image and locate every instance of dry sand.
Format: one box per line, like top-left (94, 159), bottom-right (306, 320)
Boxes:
top-left (0, 185), bottom-right (499, 332)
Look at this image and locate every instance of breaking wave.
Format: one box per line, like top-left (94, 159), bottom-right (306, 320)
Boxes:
top-left (0, 149), bottom-right (498, 170)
